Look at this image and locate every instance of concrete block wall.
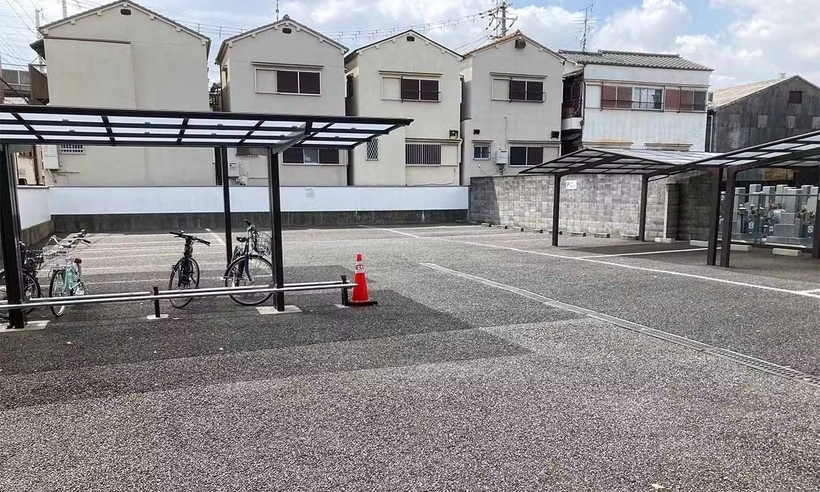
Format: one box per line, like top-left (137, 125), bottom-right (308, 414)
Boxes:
top-left (470, 174), bottom-right (669, 239)
top-left (673, 172), bottom-right (713, 241)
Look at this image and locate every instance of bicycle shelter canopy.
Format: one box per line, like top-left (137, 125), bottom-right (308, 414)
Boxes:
top-left (0, 104), bottom-right (412, 328)
top-left (518, 147), bottom-right (721, 248)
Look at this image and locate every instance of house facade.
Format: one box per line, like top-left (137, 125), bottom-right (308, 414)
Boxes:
top-left (460, 31), bottom-right (565, 185)
top-left (707, 74), bottom-right (820, 184)
top-left (216, 15), bottom-right (349, 187)
top-left (559, 50), bottom-right (712, 154)
top-left (345, 30), bottom-right (463, 187)
top-left (33, 1), bottom-right (213, 186)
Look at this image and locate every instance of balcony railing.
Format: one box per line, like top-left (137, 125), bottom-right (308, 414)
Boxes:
top-left (562, 99), bottom-right (582, 118)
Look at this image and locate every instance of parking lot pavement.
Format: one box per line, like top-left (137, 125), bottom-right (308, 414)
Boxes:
top-left (1, 225), bottom-right (818, 491)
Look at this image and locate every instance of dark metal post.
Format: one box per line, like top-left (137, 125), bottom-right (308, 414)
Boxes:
top-left (152, 286), bottom-right (161, 319)
top-left (638, 175), bottom-right (649, 242)
top-left (552, 175), bottom-right (562, 247)
top-left (267, 148), bottom-right (286, 311)
top-left (220, 147), bottom-right (233, 263)
top-left (0, 144), bottom-right (25, 328)
top-left (340, 275), bottom-right (350, 307)
top-left (707, 167), bottom-right (724, 266)
top-left (719, 168), bottom-right (737, 267)
top-left (813, 174), bottom-right (820, 259)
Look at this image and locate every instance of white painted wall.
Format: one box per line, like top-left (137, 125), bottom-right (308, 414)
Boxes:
top-left (18, 186), bottom-right (52, 229)
top-left (579, 64), bottom-right (711, 151)
top-left (461, 36), bottom-right (565, 184)
top-left (219, 18), bottom-right (349, 187)
top-left (41, 3), bottom-right (213, 186)
top-left (346, 32), bottom-right (463, 186)
top-left (48, 186), bottom-right (469, 214)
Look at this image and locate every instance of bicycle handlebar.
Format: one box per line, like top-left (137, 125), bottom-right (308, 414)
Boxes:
top-left (169, 231), bottom-right (211, 246)
top-left (244, 219), bottom-right (252, 226)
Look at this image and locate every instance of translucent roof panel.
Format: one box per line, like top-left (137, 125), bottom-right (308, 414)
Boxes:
top-left (686, 128), bottom-right (820, 172)
top-left (0, 105), bottom-right (412, 149)
top-left (520, 148), bottom-right (721, 176)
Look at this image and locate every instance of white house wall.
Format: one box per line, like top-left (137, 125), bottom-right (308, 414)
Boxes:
top-left (461, 38), bottom-right (565, 185)
top-left (348, 35), bottom-right (462, 187)
top-left (581, 64), bottom-right (711, 151)
top-left (41, 8), bottom-right (212, 186)
top-left (220, 23), bottom-right (348, 186)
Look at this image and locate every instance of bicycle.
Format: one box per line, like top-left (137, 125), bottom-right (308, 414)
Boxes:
top-left (45, 230), bottom-right (92, 318)
top-left (224, 220), bottom-right (274, 306)
top-left (168, 231), bottom-right (211, 308)
top-left (0, 242), bottom-right (44, 322)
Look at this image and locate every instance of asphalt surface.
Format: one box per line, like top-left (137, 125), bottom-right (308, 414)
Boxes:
top-left (1, 224), bottom-right (818, 491)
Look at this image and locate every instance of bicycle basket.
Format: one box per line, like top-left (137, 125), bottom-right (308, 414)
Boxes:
top-left (22, 247), bottom-right (44, 271)
top-left (253, 232), bottom-right (272, 256)
top-left (43, 246), bottom-right (73, 269)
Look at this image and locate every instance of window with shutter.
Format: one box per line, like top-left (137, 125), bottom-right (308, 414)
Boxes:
top-left (665, 89), bottom-right (680, 111)
top-left (601, 86), bottom-right (617, 109)
top-left (277, 70), bottom-right (299, 93)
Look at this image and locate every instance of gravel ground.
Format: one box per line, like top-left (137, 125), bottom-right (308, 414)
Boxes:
top-left (1, 225), bottom-right (818, 491)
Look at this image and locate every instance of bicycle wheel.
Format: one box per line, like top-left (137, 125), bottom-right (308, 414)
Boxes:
top-left (0, 271), bottom-right (41, 321)
top-left (224, 254), bottom-right (274, 306)
top-left (168, 257), bottom-right (200, 309)
top-left (48, 269), bottom-right (68, 317)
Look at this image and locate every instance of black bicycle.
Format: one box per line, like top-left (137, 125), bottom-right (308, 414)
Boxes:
top-left (0, 242), bottom-right (44, 322)
top-left (168, 231), bottom-right (211, 308)
top-left (224, 220), bottom-right (274, 306)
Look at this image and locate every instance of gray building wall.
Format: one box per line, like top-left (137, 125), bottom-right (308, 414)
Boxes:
top-left (469, 175), bottom-right (676, 239)
top-left (709, 77), bottom-right (820, 182)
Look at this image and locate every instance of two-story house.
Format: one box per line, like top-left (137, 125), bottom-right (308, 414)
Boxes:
top-left (558, 50), bottom-right (712, 154)
top-left (216, 15), bottom-right (349, 187)
top-left (31, 1), bottom-right (213, 186)
top-left (460, 31), bottom-right (565, 185)
top-left (707, 74), bottom-right (820, 185)
top-left (345, 30), bottom-right (463, 186)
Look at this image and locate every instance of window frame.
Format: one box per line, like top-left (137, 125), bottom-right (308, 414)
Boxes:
top-left (508, 146), bottom-right (544, 167)
top-left (405, 143), bottom-right (443, 166)
top-left (493, 77), bottom-right (545, 102)
top-left (632, 86), bottom-right (664, 111)
top-left (399, 77), bottom-right (441, 102)
top-left (473, 143), bottom-right (491, 161)
top-left (678, 89), bottom-right (708, 112)
top-left (254, 67), bottom-right (322, 96)
top-left (788, 90), bottom-right (803, 104)
top-left (281, 147), bottom-right (341, 165)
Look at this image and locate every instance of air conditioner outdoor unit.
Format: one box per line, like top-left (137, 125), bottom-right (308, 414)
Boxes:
top-left (496, 149), bottom-right (509, 165)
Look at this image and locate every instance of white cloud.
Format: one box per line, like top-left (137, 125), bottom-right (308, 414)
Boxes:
top-left (592, 0), bottom-right (690, 52)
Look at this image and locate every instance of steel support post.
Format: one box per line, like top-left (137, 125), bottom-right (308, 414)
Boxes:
top-left (267, 148), bottom-right (286, 311)
top-left (638, 175), bottom-right (649, 242)
top-left (219, 147), bottom-right (232, 263)
top-left (719, 168), bottom-right (737, 267)
top-left (552, 175), bottom-right (562, 247)
top-left (813, 172), bottom-right (820, 259)
top-left (0, 144), bottom-right (25, 328)
top-left (707, 167), bottom-right (724, 266)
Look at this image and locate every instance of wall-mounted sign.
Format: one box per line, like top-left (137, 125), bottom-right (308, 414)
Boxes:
top-left (305, 187), bottom-right (314, 199)
top-left (565, 180), bottom-right (578, 190)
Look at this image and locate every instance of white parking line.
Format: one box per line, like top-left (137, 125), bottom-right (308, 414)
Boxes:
top-left (358, 225), bottom-right (421, 238)
top-left (205, 228), bottom-right (226, 246)
top-left (576, 248), bottom-right (708, 259)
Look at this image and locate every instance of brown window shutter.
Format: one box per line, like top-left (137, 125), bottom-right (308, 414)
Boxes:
top-left (601, 85), bottom-right (616, 108)
top-left (665, 89), bottom-right (680, 111)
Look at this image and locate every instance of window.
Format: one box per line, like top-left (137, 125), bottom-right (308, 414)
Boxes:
top-left (632, 87), bottom-right (663, 110)
top-left (406, 143), bottom-right (442, 165)
top-left (509, 146), bottom-right (544, 166)
top-left (678, 90), bottom-right (707, 111)
top-left (236, 147), bottom-right (266, 157)
top-left (255, 68), bottom-right (321, 95)
top-left (400, 78), bottom-right (439, 101)
top-left (282, 147), bottom-right (340, 164)
top-left (58, 144), bottom-right (84, 154)
top-left (789, 91), bottom-right (803, 104)
top-left (757, 115), bottom-right (768, 128)
top-left (473, 144), bottom-right (490, 160)
top-left (601, 86), bottom-right (633, 109)
top-left (366, 139), bottom-right (379, 161)
top-left (509, 80), bottom-right (544, 102)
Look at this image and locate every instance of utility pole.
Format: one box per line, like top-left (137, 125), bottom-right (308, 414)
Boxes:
top-left (580, 1), bottom-right (594, 52)
top-left (61, 0), bottom-right (68, 19)
top-left (491, 1), bottom-right (516, 40)
top-left (500, 1), bottom-right (507, 37)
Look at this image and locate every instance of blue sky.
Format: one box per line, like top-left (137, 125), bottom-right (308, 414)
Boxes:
top-left (1, 0), bottom-right (818, 88)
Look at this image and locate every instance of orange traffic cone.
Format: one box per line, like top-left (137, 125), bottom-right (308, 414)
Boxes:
top-left (350, 253), bottom-right (377, 307)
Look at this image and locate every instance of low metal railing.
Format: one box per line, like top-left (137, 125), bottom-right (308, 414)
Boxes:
top-left (0, 277), bottom-right (356, 319)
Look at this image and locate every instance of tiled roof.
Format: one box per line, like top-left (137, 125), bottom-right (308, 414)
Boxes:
top-left (462, 30), bottom-right (564, 61)
top-left (709, 77), bottom-right (790, 108)
top-left (558, 49), bottom-right (712, 71)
